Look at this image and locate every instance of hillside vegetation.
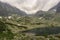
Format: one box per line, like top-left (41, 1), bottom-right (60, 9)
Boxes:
top-left (0, 13), bottom-right (60, 40)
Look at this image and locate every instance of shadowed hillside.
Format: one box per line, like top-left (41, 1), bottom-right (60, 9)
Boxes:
top-left (49, 2), bottom-right (60, 13)
top-left (21, 27), bottom-right (60, 36)
top-left (0, 1), bottom-right (27, 16)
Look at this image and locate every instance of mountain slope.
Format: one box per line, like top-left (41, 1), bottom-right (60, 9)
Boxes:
top-left (0, 1), bottom-right (27, 16)
top-left (49, 2), bottom-right (60, 13)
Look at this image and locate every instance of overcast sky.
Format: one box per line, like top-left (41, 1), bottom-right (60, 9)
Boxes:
top-left (0, 0), bottom-right (60, 14)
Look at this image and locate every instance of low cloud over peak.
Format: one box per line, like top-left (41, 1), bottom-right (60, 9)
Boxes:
top-left (0, 0), bottom-right (60, 14)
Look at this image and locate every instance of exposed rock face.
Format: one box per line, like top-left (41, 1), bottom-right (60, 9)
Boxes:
top-left (0, 1), bottom-right (27, 16)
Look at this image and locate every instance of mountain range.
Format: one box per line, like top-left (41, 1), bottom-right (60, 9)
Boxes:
top-left (0, 0), bottom-right (60, 16)
top-left (0, 0), bottom-right (60, 14)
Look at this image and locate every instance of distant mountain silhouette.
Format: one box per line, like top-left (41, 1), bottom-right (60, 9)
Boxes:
top-left (33, 2), bottom-right (60, 17)
top-left (0, 1), bottom-right (27, 16)
top-left (49, 2), bottom-right (60, 13)
top-left (56, 2), bottom-right (60, 13)
top-left (33, 11), bottom-right (46, 17)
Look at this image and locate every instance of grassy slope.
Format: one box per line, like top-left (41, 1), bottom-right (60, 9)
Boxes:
top-left (0, 14), bottom-right (60, 40)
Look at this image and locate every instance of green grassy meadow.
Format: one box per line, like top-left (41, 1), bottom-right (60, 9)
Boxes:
top-left (0, 14), bottom-right (60, 40)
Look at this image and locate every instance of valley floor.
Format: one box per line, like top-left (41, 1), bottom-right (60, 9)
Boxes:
top-left (0, 15), bottom-right (60, 40)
